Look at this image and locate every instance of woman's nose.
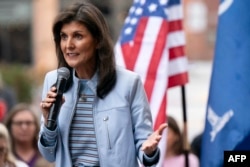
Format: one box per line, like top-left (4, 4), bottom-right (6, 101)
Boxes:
top-left (66, 38), bottom-right (75, 49)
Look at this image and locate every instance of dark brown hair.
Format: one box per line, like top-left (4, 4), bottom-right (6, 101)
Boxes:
top-left (167, 116), bottom-right (184, 155)
top-left (4, 103), bottom-right (40, 153)
top-left (52, 0), bottom-right (116, 98)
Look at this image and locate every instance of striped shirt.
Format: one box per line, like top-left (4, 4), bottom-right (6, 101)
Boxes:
top-left (69, 80), bottom-right (100, 166)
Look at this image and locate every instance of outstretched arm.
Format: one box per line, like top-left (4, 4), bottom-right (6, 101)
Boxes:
top-left (141, 123), bottom-right (168, 156)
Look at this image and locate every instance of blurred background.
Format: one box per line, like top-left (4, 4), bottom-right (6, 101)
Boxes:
top-left (0, 0), bottom-right (219, 142)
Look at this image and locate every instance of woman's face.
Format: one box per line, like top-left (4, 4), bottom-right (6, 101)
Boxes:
top-left (11, 110), bottom-right (37, 143)
top-left (60, 21), bottom-right (98, 72)
top-left (166, 128), bottom-right (178, 150)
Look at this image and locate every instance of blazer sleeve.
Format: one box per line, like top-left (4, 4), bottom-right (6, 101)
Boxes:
top-left (129, 74), bottom-right (160, 166)
top-left (38, 71), bottom-right (58, 162)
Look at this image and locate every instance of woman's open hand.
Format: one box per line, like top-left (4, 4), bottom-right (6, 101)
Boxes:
top-left (141, 123), bottom-right (168, 156)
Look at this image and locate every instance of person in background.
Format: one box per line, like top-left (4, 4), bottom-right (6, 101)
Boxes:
top-left (38, 1), bottom-right (167, 167)
top-left (191, 132), bottom-right (202, 162)
top-left (0, 123), bottom-right (28, 167)
top-left (4, 103), bottom-right (54, 167)
top-left (163, 116), bottom-right (199, 167)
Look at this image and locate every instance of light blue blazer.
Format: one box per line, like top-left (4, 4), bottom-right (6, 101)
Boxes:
top-left (38, 66), bottom-right (159, 167)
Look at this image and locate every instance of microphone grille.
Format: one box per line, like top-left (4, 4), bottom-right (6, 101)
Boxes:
top-left (57, 67), bottom-right (70, 80)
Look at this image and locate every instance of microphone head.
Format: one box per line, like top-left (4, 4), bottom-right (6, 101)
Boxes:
top-left (57, 67), bottom-right (70, 80)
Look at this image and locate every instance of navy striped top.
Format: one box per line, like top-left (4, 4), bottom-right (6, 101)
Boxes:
top-left (69, 80), bottom-right (100, 166)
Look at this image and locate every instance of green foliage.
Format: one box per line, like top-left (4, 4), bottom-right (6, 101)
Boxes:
top-left (0, 64), bottom-right (34, 103)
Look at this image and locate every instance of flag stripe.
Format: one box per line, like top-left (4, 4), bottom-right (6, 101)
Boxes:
top-left (154, 94), bottom-right (167, 130)
top-left (168, 72), bottom-right (188, 88)
top-left (168, 56), bottom-right (188, 77)
top-left (144, 20), bottom-right (168, 100)
top-left (149, 45), bottom-right (169, 124)
top-left (169, 46), bottom-right (185, 59)
top-left (169, 20), bottom-right (183, 32)
top-left (134, 17), bottom-right (164, 84)
top-left (168, 31), bottom-right (186, 48)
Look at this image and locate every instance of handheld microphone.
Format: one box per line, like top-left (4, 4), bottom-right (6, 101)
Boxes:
top-left (46, 67), bottom-right (70, 130)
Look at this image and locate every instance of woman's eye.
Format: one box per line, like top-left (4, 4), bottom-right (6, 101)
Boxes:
top-left (75, 34), bottom-right (83, 40)
top-left (60, 34), bottom-right (67, 40)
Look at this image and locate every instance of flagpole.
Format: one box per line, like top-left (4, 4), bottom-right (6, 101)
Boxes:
top-left (181, 85), bottom-right (189, 167)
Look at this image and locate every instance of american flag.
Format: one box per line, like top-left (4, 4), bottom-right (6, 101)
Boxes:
top-left (115, 0), bottom-right (188, 165)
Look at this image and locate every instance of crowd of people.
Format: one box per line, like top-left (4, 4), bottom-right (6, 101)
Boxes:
top-left (0, 103), bottom-right (54, 167)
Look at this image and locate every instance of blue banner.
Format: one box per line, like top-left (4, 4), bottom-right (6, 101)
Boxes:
top-left (201, 0), bottom-right (250, 166)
